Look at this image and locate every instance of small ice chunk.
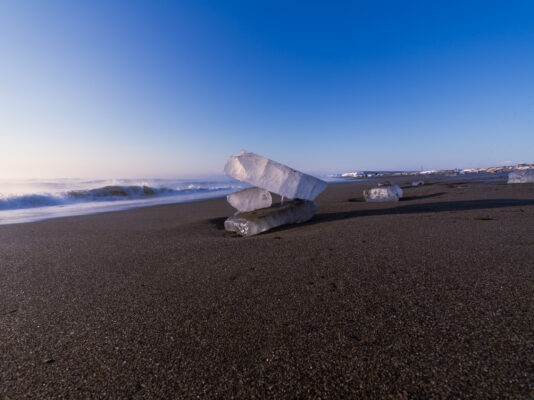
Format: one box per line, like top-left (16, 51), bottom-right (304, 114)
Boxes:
top-left (508, 170), bottom-right (534, 183)
top-left (227, 187), bottom-right (272, 212)
top-left (224, 200), bottom-right (317, 237)
top-left (224, 151), bottom-right (327, 200)
top-left (412, 180), bottom-right (425, 186)
top-left (363, 184), bottom-right (403, 202)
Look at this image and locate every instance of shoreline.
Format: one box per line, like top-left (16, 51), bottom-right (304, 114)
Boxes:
top-left (0, 171), bottom-right (512, 227)
top-left (1, 176), bottom-right (533, 397)
top-left (0, 189), bottom-right (236, 227)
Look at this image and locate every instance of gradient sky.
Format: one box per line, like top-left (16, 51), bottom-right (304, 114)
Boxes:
top-left (1, 1), bottom-right (533, 179)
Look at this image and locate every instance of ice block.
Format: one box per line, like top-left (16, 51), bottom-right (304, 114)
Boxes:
top-left (227, 187), bottom-right (272, 212)
top-left (223, 151), bottom-right (327, 200)
top-left (508, 170), bottom-right (534, 183)
top-left (224, 200), bottom-right (317, 237)
top-left (363, 184), bottom-right (403, 202)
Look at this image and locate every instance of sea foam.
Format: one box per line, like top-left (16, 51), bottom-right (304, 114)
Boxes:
top-left (0, 178), bottom-right (247, 225)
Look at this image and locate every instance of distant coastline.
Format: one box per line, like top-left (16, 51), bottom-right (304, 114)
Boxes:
top-left (330, 163), bottom-right (534, 179)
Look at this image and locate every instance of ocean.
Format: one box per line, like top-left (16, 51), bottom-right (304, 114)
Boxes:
top-left (0, 177), bottom-right (251, 225)
top-left (0, 174), bottom-right (351, 225)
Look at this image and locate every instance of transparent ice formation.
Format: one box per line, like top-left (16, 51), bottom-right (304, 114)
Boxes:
top-left (223, 151), bottom-right (328, 200)
top-left (224, 200), bottom-right (317, 237)
top-left (363, 184), bottom-right (403, 202)
top-left (508, 170), bottom-right (534, 184)
top-left (226, 187), bottom-right (272, 212)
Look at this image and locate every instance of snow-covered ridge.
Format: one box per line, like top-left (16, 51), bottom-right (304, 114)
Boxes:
top-left (331, 163), bottom-right (534, 179)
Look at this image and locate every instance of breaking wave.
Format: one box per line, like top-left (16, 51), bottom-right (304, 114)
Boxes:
top-left (0, 184), bottom-right (241, 211)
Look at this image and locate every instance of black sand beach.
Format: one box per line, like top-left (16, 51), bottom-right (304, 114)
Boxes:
top-left (1, 177), bottom-right (533, 398)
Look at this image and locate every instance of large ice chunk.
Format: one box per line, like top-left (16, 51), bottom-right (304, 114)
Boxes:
top-left (508, 170), bottom-right (534, 183)
top-left (224, 151), bottom-right (327, 200)
top-left (377, 182), bottom-right (403, 197)
top-left (363, 184), bottom-right (403, 202)
top-left (227, 187), bottom-right (272, 212)
top-left (224, 200), bottom-right (317, 237)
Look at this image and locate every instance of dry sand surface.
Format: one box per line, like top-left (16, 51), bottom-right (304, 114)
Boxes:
top-left (1, 176), bottom-right (533, 398)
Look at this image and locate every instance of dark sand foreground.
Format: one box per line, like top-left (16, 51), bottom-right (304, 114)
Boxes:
top-left (1, 176), bottom-right (533, 398)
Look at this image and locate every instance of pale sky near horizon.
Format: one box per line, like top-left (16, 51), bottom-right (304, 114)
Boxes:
top-left (1, 1), bottom-right (533, 179)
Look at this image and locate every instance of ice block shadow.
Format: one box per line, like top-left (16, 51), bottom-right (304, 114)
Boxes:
top-left (211, 217), bottom-right (228, 230)
top-left (400, 192), bottom-right (446, 201)
top-left (311, 198), bottom-right (534, 225)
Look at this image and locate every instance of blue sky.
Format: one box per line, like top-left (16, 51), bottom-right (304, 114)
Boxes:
top-left (0, 1), bottom-right (533, 178)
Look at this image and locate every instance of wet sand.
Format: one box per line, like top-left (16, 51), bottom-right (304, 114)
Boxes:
top-left (1, 176), bottom-right (533, 398)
